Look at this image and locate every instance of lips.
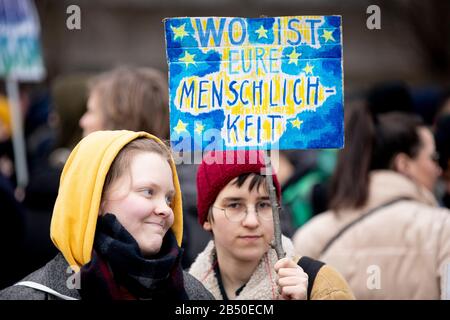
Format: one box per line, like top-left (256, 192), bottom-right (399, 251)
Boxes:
top-left (144, 221), bottom-right (164, 227)
top-left (238, 235), bottom-right (262, 240)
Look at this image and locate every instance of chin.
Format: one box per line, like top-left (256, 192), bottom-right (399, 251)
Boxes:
top-left (141, 246), bottom-right (161, 257)
top-left (140, 239), bottom-right (163, 257)
top-left (236, 248), bottom-right (266, 262)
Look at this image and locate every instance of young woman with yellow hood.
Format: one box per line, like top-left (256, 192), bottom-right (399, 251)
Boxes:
top-left (0, 130), bottom-right (213, 300)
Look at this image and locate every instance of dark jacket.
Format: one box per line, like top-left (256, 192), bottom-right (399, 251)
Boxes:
top-left (0, 253), bottom-right (214, 300)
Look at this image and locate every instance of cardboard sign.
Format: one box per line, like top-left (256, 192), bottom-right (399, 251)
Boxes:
top-left (164, 16), bottom-right (343, 151)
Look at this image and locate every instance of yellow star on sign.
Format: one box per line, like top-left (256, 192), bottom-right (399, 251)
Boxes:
top-left (255, 25), bottom-right (268, 39)
top-left (290, 118), bottom-right (303, 129)
top-left (287, 50), bottom-right (302, 65)
top-left (171, 23), bottom-right (189, 41)
top-left (303, 63), bottom-right (314, 75)
top-left (173, 119), bottom-right (188, 134)
top-left (194, 123), bottom-right (204, 135)
top-left (179, 51), bottom-right (196, 68)
top-left (321, 30), bottom-right (335, 42)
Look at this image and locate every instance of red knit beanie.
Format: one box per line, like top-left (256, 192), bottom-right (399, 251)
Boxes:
top-left (196, 150), bottom-right (281, 226)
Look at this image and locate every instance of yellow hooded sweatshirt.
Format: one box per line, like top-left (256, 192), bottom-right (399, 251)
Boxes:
top-left (50, 130), bottom-right (183, 271)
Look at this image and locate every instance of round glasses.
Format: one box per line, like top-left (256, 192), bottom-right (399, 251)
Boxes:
top-left (213, 201), bottom-right (275, 222)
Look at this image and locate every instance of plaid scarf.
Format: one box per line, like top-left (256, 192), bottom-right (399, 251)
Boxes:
top-left (78, 214), bottom-right (188, 300)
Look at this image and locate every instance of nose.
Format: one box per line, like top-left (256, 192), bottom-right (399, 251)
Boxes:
top-left (241, 207), bottom-right (260, 228)
top-left (435, 167), bottom-right (443, 184)
top-left (436, 166), bottom-right (442, 177)
top-left (154, 199), bottom-right (172, 217)
top-left (79, 113), bottom-right (87, 129)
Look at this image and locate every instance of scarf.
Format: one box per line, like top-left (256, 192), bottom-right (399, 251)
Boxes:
top-left (189, 236), bottom-right (296, 300)
top-left (78, 214), bottom-right (188, 300)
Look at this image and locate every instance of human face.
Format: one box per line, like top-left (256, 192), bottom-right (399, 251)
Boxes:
top-left (79, 90), bottom-right (105, 137)
top-left (101, 152), bottom-right (175, 257)
top-left (203, 176), bottom-right (274, 264)
top-left (405, 127), bottom-right (442, 191)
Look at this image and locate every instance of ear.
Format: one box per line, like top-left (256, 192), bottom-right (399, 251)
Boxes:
top-left (392, 153), bottom-right (411, 175)
top-left (203, 220), bottom-right (212, 231)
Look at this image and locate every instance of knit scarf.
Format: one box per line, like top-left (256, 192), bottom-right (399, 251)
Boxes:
top-left (78, 214), bottom-right (188, 300)
top-left (189, 236), bottom-right (296, 300)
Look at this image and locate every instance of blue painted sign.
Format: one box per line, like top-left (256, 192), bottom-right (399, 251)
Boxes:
top-left (164, 16), bottom-right (343, 151)
top-left (0, 0), bottom-right (45, 80)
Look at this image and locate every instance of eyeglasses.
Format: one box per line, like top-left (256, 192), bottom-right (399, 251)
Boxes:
top-left (212, 201), bottom-right (276, 222)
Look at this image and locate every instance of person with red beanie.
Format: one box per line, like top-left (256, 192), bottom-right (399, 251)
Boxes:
top-left (189, 150), bottom-right (354, 300)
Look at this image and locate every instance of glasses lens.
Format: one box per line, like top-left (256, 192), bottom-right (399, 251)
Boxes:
top-left (256, 201), bottom-right (274, 220)
top-left (224, 206), bottom-right (247, 222)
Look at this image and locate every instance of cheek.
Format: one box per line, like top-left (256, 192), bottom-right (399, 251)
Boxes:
top-left (166, 212), bottom-right (175, 229)
top-left (262, 221), bottom-right (275, 240)
top-left (210, 222), bottom-right (233, 244)
top-left (84, 114), bottom-right (95, 125)
top-left (420, 160), bottom-right (438, 177)
top-left (108, 198), bottom-right (145, 222)
top-left (92, 115), bottom-right (103, 129)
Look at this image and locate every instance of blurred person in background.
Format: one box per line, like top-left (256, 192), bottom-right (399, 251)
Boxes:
top-left (79, 66), bottom-right (169, 138)
top-left (0, 99), bottom-right (26, 286)
top-left (293, 103), bottom-right (449, 299)
top-left (0, 83), bottom-right (58, 289)
top-left (434, 114), bottom-right (450, 209)
top-left (276, 149), bottom-right (336, 233)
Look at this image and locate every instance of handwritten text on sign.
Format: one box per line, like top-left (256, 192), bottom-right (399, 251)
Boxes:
top-left (164, 16), bottom-right (343, 151)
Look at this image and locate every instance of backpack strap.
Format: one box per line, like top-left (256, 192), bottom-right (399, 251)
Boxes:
top-left (14, 281), bottom-right (78, 300)
top-left (297, 256), bottom-right (325, 300)
top-left (319, 197), bottom-right (412, 256)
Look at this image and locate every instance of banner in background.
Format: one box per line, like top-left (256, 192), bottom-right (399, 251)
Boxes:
top-left (0, 0), bottom-right (45, 80)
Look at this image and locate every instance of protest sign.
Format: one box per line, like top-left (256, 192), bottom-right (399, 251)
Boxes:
top-left (0, 0), bottom-right (45, 80)
top-left (164, 16), bottom-right (343, 152)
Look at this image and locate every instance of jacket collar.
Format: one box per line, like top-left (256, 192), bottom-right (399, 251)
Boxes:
top-left (367, 170), bottom-right (437, 209)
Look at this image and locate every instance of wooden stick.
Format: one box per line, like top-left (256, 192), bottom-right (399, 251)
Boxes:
top-left (263, 149), bottom-right (285, 259)
top-left (6, 77), bottom-right (28, 189)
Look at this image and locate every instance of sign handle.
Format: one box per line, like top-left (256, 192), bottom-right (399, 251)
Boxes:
top-left (6, 77), bottom-right (29, 192)
top-left (263, 149), bottom-right (285, 260)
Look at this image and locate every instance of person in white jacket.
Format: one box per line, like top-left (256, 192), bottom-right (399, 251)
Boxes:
top-left (293, 107), bottom-right (450, 299)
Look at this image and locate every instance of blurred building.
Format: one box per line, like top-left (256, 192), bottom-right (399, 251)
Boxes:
top-left (35, 0), bottom-right (450, 94)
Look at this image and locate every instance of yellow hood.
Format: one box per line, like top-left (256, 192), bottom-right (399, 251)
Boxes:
top-left (50, 130), bottom-right (183, 271)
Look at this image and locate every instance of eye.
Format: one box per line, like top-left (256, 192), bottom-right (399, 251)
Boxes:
top-left (165, 195), bottom-right (174, 206)
top-left (226, 202), bottom-right (242, 209)
top-left (141, 189), bottom-right (153, 197)
top-left (257, 201), bottom-right (271, 209)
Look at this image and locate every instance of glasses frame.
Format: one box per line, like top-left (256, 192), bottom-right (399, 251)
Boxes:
top-left (212, 203), bottom-right (281, 222)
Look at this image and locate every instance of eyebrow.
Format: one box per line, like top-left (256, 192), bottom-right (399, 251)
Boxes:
top-left (221, 196), bottom-right (270, 202)
top-left (135, 181), bottom-right (175, 195)
top-left (221, 197), bottom-right (244, 202)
